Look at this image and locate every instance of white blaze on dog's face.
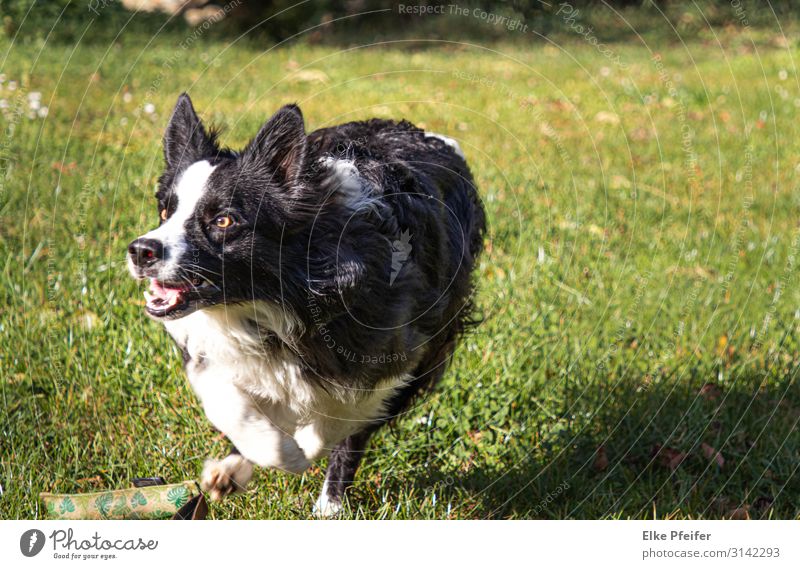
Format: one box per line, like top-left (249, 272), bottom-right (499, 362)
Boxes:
top-left (126, 93), bottom-right (309, 320)
top-left (138, 160), bottom-right (216, 281)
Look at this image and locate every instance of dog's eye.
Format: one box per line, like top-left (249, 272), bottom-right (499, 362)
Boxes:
top-left (160, 208), bottom-right (168, 221)
top-left (214, 215), bottom-right (233, 229)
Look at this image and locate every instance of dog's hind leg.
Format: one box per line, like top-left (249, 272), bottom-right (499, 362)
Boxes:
top-left (314, 328), bottom-right (464, 517)
top-left (200, 444), bottom-right (254, 501)
top-left (313, 429), bottom-right (374, 517)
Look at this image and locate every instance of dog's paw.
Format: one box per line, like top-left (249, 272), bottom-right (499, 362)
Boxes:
top-left (312, 483), bottom-right (342, 518)
top-left (200, 454), bottom-right (253, 501)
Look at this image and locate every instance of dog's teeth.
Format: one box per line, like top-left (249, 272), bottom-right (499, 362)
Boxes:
top-left (165, 291), bottom-right (180, 307)
top-left (143, 291), bottom-right (155, 303)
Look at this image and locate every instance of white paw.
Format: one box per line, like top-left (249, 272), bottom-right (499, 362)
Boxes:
top-left (312, 481), bottom-right (342, 518)
top-left (200, 454), bottom-right (253, 501)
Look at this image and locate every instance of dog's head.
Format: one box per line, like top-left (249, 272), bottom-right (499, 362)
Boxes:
top-left (127, 93), bottom-right (309, 320)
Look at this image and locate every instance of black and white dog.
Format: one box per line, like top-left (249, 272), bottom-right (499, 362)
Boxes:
top-left (127, 94), bottom-right (485, 516)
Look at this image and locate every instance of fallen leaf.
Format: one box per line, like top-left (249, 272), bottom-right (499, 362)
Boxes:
top-left (52, 161), bottom-right (77, 174)
top-left (593, 445), bottom-right (609, 471)
top-left (467, 430), bottom-right (484, 444)
top-left (727, 506), bottom-right (750, 520)
top-left (653, 445), bottom-right (687, 471)
top-left (700, 442), bottom-right (725, 467)
top-left (772, 36), bottom-right (790, 48)
top-left (76, 475), bottom-right (102, 486)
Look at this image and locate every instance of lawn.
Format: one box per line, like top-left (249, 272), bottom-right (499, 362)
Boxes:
top-left (1, 12), bottom-right (799, 520)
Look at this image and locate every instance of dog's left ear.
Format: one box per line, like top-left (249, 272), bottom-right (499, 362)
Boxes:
top-left (242, 104), bottom-right (307, 185)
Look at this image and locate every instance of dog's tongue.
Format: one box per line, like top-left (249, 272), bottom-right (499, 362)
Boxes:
top-left (143, 279), bottom-right (189, 309)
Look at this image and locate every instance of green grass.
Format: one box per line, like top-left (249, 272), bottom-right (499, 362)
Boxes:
top-left (1, 14), bottom-right (800, 520)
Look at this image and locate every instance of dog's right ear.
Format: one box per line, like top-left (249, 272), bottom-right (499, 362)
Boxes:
top-left (163, 93), bottom-right (219, 170)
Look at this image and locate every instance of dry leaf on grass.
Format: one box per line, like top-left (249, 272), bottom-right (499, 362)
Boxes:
top-left (652, 445), bottom-right (687, 471)
top-left (467, 430), bottom-right (484, 444)
top-left (76, 475), bottom-right (102, 486)
top-left (727, 506), bottom-right (750, 520)
top-left (593, 445), bottom-right (609, 471)
top-left (52, 161), bottom-right (77, 174)
top-left (700, 443), bottom-right (725, 468)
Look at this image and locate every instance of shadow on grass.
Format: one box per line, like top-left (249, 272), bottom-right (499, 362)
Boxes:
top-left (398, 368), bottom-right (799, 519)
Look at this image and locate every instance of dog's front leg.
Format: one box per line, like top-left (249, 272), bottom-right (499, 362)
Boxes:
top-left (192, 368), bottom-right (311, 500)
top-left (201, 445), bottom-right (254, 501)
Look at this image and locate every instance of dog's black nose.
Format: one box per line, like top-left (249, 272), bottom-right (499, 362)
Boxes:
top-left (128, 238), bottom-right (164, 267)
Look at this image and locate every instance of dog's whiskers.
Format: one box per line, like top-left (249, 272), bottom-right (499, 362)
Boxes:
top-left (181, 267), bottom-right (221, 290)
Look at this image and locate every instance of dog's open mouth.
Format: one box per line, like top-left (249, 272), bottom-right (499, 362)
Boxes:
top-left (143, 279), bottom-right (194, 318)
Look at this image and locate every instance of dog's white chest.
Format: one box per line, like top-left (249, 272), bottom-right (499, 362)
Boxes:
top-left (162, 305), bottom-right (404, 470)
top-left (162, 305), bottom-right (316, 471)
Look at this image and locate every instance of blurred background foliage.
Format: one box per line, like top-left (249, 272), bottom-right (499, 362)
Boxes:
top-left (3, 0), bottom-right (800, 45)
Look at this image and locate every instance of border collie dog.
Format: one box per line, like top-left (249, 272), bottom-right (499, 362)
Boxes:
top-left (127, 94), bottom-right (485, 516)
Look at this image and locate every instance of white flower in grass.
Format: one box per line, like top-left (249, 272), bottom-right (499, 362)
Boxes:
top-left (8, 80), bottom-right (17, 91)
top-left (123, 92), bottom-right (133, 103)
top-left (0, 100), bottom-right (7, 109)
top-left (144, 103), bottom-right (155, 114)
top-left (28, 91), bottom-right (41, 101)
top-left (37, 106), bottom-right (49, 118)
top-left (779, 69), bottom-right (788, 81)
top-left (29, 100), bottom-right (40, 111)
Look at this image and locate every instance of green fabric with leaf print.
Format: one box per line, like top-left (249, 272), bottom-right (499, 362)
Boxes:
top-left (40, 481), bottom-right (200, 520)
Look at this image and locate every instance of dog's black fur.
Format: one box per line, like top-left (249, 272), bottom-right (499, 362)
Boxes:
top-left (130, 94), bottom-right (485, 510)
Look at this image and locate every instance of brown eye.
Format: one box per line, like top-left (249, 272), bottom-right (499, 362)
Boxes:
top-left (160, 208), bottom-right (167, 221)
top-left (214, 215), bottom-right (233, 229)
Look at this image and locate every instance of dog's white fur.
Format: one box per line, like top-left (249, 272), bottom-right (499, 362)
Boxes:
top-left (319, 156), bottom-right (383, 213)
top-left (425, 132), bottom-right (464, 159)
top-left (312, 479), bottom-right (342, 518)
